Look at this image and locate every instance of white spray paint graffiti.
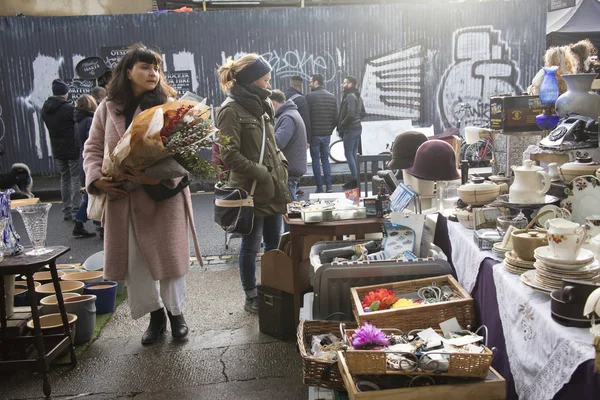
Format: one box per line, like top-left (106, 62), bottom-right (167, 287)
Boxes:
top-left (0, 105), bottom-right (5, 147)
top-left (221, 49), bottom-right (343, 83)
top-left (437, 26), bottom-right (523, 129)
top-left (19, 54), bottom-right (65, 158)
top-left (20, 54), bottom-right (64, 111)
top-left (360, 44), bottom-right (425, 120)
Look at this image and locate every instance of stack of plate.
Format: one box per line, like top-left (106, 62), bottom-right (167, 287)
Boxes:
top-left (503, 250), bottom-right (535, 274)
top-left (492, 242), bottom-right (510, 259)
top-left (521, 246), bottom-right (600, 292)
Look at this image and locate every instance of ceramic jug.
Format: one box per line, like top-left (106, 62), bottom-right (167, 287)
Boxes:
top-left (544, 218), bottom-right (587, 260)
top-left (589, 234), bottom-right (600, 260)
top-left (509, 160), bottom-right (551, 204)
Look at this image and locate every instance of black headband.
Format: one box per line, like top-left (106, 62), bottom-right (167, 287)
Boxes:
top-left (235, 57), bottom-right (272, 84)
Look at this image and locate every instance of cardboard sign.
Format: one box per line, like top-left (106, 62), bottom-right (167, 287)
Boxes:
top-left (165, 70), bottom-right (193, 97)
top-left (101, 45), bottom-right (129, 69)
top-left (75, 57), bottom-right (106, 79)
top-left (67, 78), bottom-right (95, 100)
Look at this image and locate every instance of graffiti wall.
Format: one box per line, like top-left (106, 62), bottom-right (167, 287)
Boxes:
top-left (0, 0), bottom-right (546, 174)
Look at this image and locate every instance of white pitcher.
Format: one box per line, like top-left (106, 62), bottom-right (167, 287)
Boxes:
top-left (509, 160), bottom-right (551, 204)
top-left (544, 218), bottom-right (587, 260)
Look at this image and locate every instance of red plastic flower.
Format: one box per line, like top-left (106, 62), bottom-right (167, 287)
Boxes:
top-left (361, 288), bottom-right (399, 311)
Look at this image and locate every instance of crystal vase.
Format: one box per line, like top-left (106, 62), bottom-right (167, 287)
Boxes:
top-left (16, 203), bottom-right (53, 256)
top-left (0, 189), bottom-right (23, 255)
top-left (556, 73), bottom-right (600, 119)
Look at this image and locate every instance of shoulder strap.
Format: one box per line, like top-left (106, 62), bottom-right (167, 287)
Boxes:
top-left (289, 94), bottom-right (302, 101)
top-left (249, 114), bottom-right (267, 197)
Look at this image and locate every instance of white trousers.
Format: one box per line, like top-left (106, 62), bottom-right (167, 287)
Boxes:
top-left (126, 216), bottom-right (186, 320)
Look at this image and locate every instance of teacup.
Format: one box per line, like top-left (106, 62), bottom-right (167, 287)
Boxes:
top-left (585, 215), bottom-right (600, 239)
top-left (544, 218), bottom-right (587, 261)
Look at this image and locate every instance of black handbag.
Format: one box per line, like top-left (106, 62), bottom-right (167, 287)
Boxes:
top-left (214, 112), bottom-right (266, 235)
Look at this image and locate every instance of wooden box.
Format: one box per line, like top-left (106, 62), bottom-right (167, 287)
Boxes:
top-left (351, 275), bottom-right (475, 332)
top-left (338, 353), bottom-right (506, 400)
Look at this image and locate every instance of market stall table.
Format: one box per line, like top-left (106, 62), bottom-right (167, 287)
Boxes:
top-left (438, 219), bottom-right (600, 399)
top-left (284, 216), bottom-right (386, 323)
top-left (0, 246), bottom-right (75, 397)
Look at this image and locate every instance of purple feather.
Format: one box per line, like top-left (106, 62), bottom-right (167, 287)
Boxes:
top-left (351, 322), bottom-right (390, 349)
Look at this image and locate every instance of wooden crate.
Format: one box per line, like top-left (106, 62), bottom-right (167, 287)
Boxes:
top-left (351, 275), bottom-right (475, 332)
top-left (338, 352), bottom-right (506, 400)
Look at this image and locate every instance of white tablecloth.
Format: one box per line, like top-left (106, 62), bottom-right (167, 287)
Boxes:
top-left (492, 264), bottom-right (595, 400)
top-left (447, 221), bottom-right (496, 293)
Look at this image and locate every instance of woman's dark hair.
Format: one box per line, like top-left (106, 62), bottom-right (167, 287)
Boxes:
top-left (107, 43), bottom-right (176, 113)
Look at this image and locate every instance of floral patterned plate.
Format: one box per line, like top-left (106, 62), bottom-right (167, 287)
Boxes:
top-left (560, 175), bottom-right (600, 225)
top-left (520, 269), bottom-right (552, 294)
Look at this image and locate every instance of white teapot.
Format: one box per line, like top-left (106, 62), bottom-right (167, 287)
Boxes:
top-left (509, 160), bottom-right (551, 204)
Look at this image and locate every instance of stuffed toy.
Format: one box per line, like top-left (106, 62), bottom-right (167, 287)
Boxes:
top-left (570, 39), bottom-right (598, 73)
top-left (527, 46), bottom-right (577, 96)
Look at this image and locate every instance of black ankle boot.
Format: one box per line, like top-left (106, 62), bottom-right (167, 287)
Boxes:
top-left (167, 311), bottom-right (189, 339)
top-left (141, 308), bottom-right (166, 345)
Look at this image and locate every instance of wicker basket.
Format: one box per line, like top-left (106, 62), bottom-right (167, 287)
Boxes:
top-left (351, 275), bottom-right (475, 331)
top-left (297, 319), bottom-right (357, 390)
top-left (340, 329), bottom-right (493, 378)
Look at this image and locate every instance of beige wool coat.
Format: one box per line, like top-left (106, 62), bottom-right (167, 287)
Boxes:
top-left (83, 100), bottom-right (202, 282)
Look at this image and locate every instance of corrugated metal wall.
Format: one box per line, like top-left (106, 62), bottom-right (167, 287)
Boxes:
top-left (0, 0), bottom-right (546, 175)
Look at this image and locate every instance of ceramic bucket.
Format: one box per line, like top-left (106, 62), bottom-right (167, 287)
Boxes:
top-left (545, 218), bottom-right (587, 260)
top-left (64, 294), bottom-right (97, 345)
top-left (84, 281), bottom-right (117, 314)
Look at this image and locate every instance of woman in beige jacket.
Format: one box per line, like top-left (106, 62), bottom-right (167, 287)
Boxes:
top-left (83, 44), bottom-right (201, 345)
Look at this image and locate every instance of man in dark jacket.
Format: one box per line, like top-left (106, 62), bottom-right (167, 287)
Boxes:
top-left (41, 79), bottom-right (81, 221)
top-left (338, 75), bottom-right (366, 189)
top-left (270, 90), bottom-right (307, 202)
top-left (283, 76), bottom-right (311, 140)
top-left (306, 74), bottom-right (338, 193)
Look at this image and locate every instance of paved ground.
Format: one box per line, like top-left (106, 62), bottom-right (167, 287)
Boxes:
top-left (1, 181), bottom-right (355, 400)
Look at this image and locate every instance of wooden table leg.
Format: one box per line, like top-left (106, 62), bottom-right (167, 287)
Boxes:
top-left (290, 232), bottom-right (304, 324)
top-left (49, 260), bottom-right (76, 366)
top-left (25, 273), bottom-right (50, 397)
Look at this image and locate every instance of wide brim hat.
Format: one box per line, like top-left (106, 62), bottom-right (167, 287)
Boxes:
top-left (405, 139), bottom-right (461, 181)
top-left (388, 131), bottom-right (429, 170)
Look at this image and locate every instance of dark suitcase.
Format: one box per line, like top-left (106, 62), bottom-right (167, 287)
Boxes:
top-left (310, 241), bottom-right (456, 321)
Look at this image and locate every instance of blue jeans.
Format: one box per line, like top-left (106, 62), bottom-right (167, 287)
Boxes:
top-left (287, 178), bottom-right (299, 202)
top-left (75, 193), bottom-right (89, 223)
top-left (56, 158), bottom-right (82, 218)
top-left (310, 136), bottom-right (332, 190)
top-left (343, 129), bottom-right (361, 181)
top-left (239, 214), bottom-right (282, 298)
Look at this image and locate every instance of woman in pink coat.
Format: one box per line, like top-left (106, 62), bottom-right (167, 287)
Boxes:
top-left (83, 44), bottom-right (202, 345)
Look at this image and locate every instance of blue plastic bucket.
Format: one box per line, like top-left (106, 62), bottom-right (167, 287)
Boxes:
top-left (84, 281), bottom-right (117, 314)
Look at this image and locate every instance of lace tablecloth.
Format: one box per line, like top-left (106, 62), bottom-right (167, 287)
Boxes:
top-left (447, 221), bottom-right (496, 293)
top-left (492, 264), bottom-right (596, 400)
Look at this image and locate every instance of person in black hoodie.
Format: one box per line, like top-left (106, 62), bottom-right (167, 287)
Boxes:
top-left (41, 79), bottom-right (82, 221)
top-left (338, 76), bottom-right (366, 190)
top-left (72, 94), bottom-right (98, 238)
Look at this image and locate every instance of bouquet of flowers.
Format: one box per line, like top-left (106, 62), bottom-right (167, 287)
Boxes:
top-left (102, 94), bottom-right (223, 182)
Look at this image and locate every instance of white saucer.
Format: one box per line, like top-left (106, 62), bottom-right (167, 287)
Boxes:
top-left (533, 246), bottom-right (595, 269)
